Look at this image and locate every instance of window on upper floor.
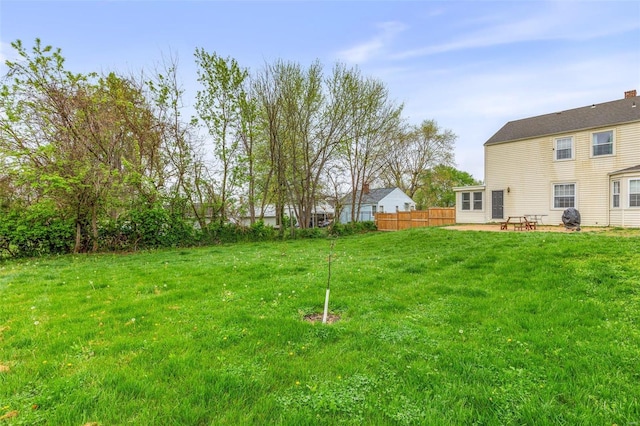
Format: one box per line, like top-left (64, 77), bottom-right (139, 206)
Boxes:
top-left (592, 130), bottom-right (614, 156)
top-left (612, 180), bottom-right (620, 208)
top-left (553, 183), bottom-right (575, 208)
top-left (555, 136), bottom-right (574, 160)
top-left (630, 179), bottom-right (640, 207)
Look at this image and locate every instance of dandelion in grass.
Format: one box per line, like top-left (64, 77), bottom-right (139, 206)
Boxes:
top-left (34, 321), bottom-right (40, 326)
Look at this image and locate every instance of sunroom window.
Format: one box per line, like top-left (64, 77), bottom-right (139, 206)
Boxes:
top-left (473, 192), bottom-right (483, 210)
top-left (461, 192), bottom-right (470, 210)
top-left (630, 179), bottom-right (640, 207)
top-left (612, 181), bottom-right (620, 208)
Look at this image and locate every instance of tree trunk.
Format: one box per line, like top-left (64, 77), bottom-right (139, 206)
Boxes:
top-left (74, 221), bottom-right (82, 254)
top-left (91, 203), bottom-right (99, 252)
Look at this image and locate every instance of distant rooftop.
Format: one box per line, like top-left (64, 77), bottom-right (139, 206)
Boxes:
top-left (341, 187), bottom-right (396, 204)
top-left (485, 91), bottom-right (639, 145)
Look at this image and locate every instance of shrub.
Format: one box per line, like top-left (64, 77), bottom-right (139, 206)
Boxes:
top-left (100, 206), bottom-right (195, 251)
top-left (295, 227), bottom-right (326, 239)
top-left (0, 203), bottom-right (74, 258)
top-left (329, 221), bottom-right (377, 237)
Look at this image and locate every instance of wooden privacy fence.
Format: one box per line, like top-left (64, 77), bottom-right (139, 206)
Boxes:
top-left (375, 208), bottom-right (456, 231)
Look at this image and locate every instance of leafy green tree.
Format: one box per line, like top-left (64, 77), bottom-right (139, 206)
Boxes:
top-left (0, 39), bottom-right (163, 252)
top-left (415, 165), bottom-right (481, 208)
top-left (194, 49), bottom-right (250, 225)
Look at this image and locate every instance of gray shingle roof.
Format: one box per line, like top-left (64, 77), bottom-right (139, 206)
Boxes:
top-left (341, 187), bottom-right (396, 204)
top-left (485, 95), bottom-right (640, 145)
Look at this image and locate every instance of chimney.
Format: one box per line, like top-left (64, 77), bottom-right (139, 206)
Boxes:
top-left (362, 182), bottom-right (370, 194)
top-left (624, 90), bottom-right (637, 99)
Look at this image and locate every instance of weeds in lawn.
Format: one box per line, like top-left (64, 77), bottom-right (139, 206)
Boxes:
top-left (1, 228), bottom-right (639, 424)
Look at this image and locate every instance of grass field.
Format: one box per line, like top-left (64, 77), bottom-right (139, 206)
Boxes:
top-left (1, 227), bottom-right (639, 425)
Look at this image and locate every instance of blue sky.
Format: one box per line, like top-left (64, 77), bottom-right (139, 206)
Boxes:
top-left (1, 0), bottom-right (639, 181)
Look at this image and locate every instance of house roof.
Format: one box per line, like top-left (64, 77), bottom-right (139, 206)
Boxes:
top-left (341, 187), bottom-right (397, 205)
top-left (609, 164), bottom-right (640, 176)
top-left (485, 95), bottom-right (640, 145)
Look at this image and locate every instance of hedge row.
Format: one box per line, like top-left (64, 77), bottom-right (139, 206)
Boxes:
top-left (0, 205), bottom-right (376, 258)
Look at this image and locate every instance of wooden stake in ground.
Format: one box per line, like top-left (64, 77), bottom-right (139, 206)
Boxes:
top-left (322, 239), bottom-right (336, 324)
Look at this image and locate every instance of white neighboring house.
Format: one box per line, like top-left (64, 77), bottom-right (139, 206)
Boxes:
top-left (237, 201), bottom-right (334, 228)
top-left (339, 185), bottom-right (416, 224)
top-left (455, 90), bottom-right (640, 227)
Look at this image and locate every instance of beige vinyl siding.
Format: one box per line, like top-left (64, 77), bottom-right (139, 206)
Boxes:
top-left (455, 208), bottom-right (486, 224)
top-left (609, 210), bottom-right (640, 227)
top-left (454, 186), bottom-right (486, 224)
top-left (485, 121), bottom-right (640, 226)
top-left (609, 169), bottom-right (640, 227)
top-left (485, 135), bottom-right (556, 223)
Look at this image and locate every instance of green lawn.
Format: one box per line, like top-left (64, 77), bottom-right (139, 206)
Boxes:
top-left (1, 228), bottom-right (639, 425)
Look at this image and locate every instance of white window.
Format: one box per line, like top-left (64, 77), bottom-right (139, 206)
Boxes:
top-left (554, 183), bottom-right (575, 208)
top-left (404, 202), bottom-right (410, 211)
top-left (592, 130), bottom-right (614, 156)
top-left (461, 192), bottom-right (482, 210)
top-left (630, 179), bottom-right (640, 207)
top-left (461, 192), bottom-right (470, 210)
top-left (473, 192), bottom-right (483, 210)
top-left (612, 181), bottom-right (620, 208)
top-left (555, 136), bottom-right (573, 160)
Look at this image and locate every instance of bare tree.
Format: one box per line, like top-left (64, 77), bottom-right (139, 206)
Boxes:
top-left (379, 119), bottom-right (456, 199)
top-left (147, 54), bottom-right (208, 228)
top-left (338, 69), bottom-right (403, 222)
top-left (253, 61), bottom-right (286, 233)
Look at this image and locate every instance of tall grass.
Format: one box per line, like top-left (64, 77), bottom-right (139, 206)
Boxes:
top-left (1, 228), bottom-right (639, 424)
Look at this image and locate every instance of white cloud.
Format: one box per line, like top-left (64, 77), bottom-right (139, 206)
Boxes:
top-left (392, 3), bottom-right (640, 60)
top-left (337, 21), bottom-right (407, 64)
top-left (0, 40), bottom-right (20, 76)
top-left (0, 40), bottom-right (18, 64)
top-left (374, 48), bottom-right (639, 180)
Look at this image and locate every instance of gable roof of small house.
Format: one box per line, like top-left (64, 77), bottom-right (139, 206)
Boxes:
top-left (341, 187), bottom-right (397, 205)
top-left (485, 94), bottom-right (640, 146)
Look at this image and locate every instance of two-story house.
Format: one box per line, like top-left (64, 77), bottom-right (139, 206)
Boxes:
top-left (455, 90), bottom-right (640, 227)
